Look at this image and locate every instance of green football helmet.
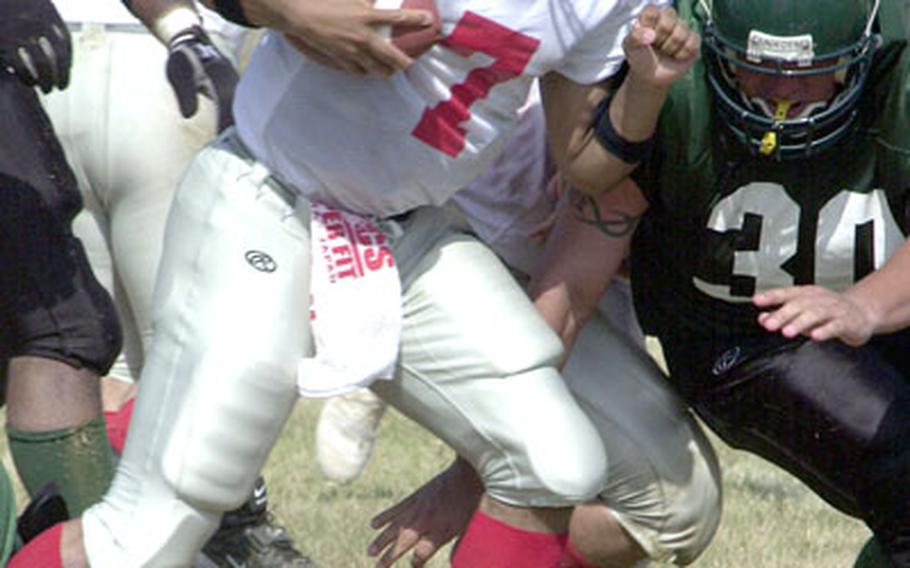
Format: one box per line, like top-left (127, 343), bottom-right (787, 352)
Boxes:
top-left (700, 0), bottom-right (882, 159)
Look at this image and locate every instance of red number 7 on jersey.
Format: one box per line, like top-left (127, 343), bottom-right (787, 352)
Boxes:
top-left (411, 11), bottom-right (540, 157)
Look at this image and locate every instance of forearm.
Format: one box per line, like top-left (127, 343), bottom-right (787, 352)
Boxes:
top-left (542, 5), bottom-right (698, 196)
top-left (551, 74), bottom-right (668, 197)
top-left (529, 179), bottom-right (647, 363)
top-left (845, 239), bottom-right (910, 334)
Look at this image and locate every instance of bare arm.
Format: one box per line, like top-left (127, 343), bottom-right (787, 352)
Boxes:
top-left (846, 239), bottom-right (910, 333)
top-left (542, 6), bottom-right (699, 196)
top-left (529, 178), bottom-right (649, 365)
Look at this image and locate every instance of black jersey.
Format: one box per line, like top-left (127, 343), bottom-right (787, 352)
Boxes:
top-left (630, 0), bottom-right (910, 342)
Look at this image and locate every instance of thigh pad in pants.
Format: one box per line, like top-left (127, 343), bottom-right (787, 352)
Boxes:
top-left (373, 216), bottom-right (608, 508)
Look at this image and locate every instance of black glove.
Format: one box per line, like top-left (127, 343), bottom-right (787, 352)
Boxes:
top-left (166, 26), bottom-right (239, 134)
top-left (0, 0), bottom-right (71, 93)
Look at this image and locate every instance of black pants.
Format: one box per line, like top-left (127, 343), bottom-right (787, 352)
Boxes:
top-left (663, 329), bottom-right (910, 566)
top-left (0, 73), bottom-right (120, 378)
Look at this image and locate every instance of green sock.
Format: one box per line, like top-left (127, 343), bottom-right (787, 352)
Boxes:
top-left (0, 465), bottom-right (17, 565)
top-left (854, 537), bottom-right (895, 568)
top-left (7, 416), bottom-right (115, 516)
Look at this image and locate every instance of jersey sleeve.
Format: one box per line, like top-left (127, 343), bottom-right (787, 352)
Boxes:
top-left (556, 0), bottom-right (670, 84)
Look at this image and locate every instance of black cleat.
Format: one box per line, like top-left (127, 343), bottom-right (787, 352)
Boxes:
top-left (198, 477), bottom-right (319, 568)
top-left (16, 482), bottom-right (69, 545)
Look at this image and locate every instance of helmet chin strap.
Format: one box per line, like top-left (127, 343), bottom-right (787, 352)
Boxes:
top-left (754, 97), bottom-right (836, 155)
top-left (758, 99), bottom-right (792, 155)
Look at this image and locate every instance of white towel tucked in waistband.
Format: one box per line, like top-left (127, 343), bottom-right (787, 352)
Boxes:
top-left (297, 202), bottom-right (402, 397)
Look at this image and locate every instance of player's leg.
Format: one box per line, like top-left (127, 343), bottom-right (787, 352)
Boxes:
top-left (561, 288), bottom-right (721, 567)
top-left (0, 194), bottom-right (119, 517)
top-left (67, 178), bottom-right (143, 416)
top-left (668, 334), bottom-right (910, 567)
top-left (41, 24), bottom-right (159, 421)
top-left (76, 133), bottom-right (311, 567)
top-left (41, 25), bottom-right (207, 384)
top-left (0, 75), bottom-right (121, 518)
top-left (44, 27), bottom-right (311, 566)
top-left (373, 210), bottom-right (607, 567)
top-left (102, 32), bottom-right (312, 566)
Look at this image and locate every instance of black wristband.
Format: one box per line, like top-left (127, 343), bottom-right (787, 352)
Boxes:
top-left (592, 90), bottom-right (655, 165)
top-left (213, 0), bottom-right (258, 28)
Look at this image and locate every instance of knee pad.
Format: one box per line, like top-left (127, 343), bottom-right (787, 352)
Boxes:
top-left (481, 366), bottom-right (608, 508)
top-left (157, 361), bottom-right (298, 513)
top-left (529, 446), bottom-right (607, 507)
top-left (0, 184), bottom-right (122, 375)
top-left (51, 239), bottom-right (123, 375)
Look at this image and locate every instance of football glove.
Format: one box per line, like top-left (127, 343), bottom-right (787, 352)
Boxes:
top-left (166, 26), bottom-right (239, 133)
top-left (0, 0), bottom-right (72, 93)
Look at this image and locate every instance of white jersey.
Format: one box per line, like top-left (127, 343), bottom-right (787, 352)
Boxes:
top-left (235, 0), bottom-right (662, 217)
top-left (450, 87), bottom-right (552, 276)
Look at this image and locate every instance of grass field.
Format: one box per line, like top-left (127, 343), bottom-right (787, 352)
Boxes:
top-left (2, 393), bottom-right (871, 568)
top-left (263, 397), bottom-right (871, 568)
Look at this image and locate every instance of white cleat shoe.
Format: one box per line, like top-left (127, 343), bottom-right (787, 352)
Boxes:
top-left (315, 389), bottom-right (388, 484)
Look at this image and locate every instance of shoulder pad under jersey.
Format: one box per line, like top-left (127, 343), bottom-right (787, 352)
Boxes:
top-left (871, 0), bottom-right (910, 194)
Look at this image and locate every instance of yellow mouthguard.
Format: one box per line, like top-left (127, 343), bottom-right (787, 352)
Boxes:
top-left (759, 100), bottom-right (792, 155)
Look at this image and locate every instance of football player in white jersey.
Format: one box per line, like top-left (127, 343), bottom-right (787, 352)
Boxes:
top-left (39, 1), bottom-right (315, 565)
top-left (10, 0), bottom-right (701, 566)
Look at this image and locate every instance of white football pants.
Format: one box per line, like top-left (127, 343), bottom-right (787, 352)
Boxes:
top-left (41, 23), bottom-right (236, 384)
top-left (82, 130), bottom-right (607, 567)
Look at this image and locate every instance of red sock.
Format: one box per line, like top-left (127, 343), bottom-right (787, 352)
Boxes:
top-left (450, 510), bottom-right (568, 568)
top-left (103, 397), bottom-right (135, 454)
top-left (8, 522), bottom-right (64, 568)
top-left (559, 539), bottom-right (598, 568)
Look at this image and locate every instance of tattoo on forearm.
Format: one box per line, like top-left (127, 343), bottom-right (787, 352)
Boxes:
top-left (569, 188), bottom-right (641, 238)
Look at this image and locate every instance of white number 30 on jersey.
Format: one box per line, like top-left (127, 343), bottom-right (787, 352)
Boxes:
top-left (693, 182), bottom-right (906, 303)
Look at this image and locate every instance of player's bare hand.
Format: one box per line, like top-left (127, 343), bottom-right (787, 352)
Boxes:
top-left (245, 0), bottom-right (436, 76)
top-left (623, 5), bottom-right (700, 89)
top-left (368, 458), bottom-right (482, 567)
top-left (754, 285), bottom-right (877, 346)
